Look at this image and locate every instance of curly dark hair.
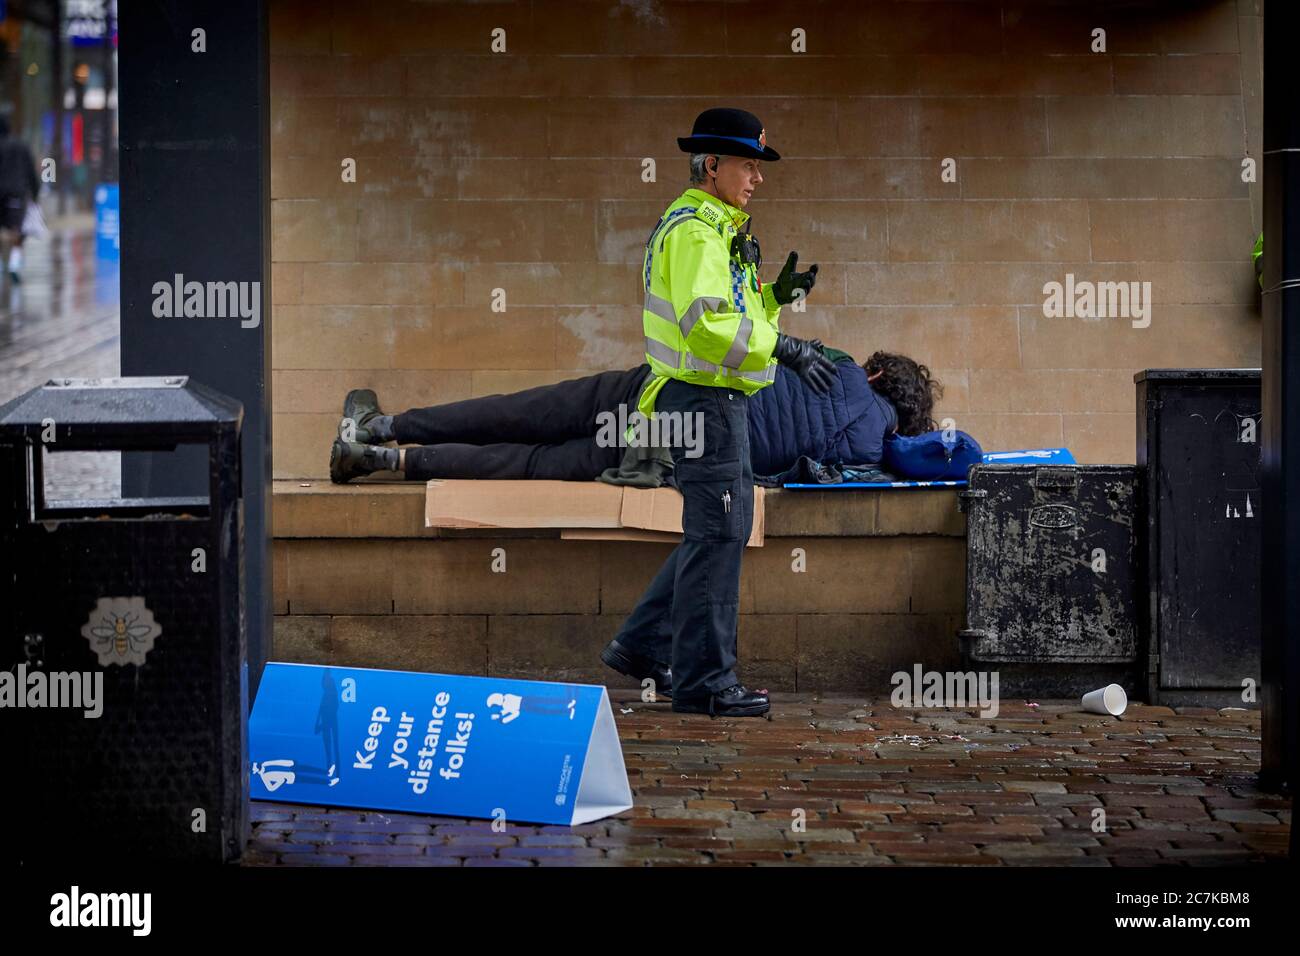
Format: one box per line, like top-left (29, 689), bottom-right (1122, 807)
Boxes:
top-left (862, 351), bottom-right (944, 436)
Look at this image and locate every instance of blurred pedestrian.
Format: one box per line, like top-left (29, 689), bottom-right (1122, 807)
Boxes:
top-left (0, 115), bottom-right (42, 284)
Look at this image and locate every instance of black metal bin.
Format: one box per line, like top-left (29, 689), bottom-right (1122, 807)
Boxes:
top-left (0, 376), bottom-right (247, 863)
top-left (957, 463), bottom-right (1144, 698)
top-left (1135, 369), bottom-right (1262, 708)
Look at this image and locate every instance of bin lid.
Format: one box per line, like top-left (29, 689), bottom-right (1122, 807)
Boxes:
top-left (0, 376), bottom-right (243, 436)
top-left (1133, 368), bottom-right (1261, 384)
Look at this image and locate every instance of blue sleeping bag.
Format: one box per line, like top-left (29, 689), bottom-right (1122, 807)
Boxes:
top-left (882, 428), bottom-right (983, 480)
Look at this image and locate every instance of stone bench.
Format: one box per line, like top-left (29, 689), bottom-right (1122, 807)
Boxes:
top-left (271, 479), bottom-right (967, 692)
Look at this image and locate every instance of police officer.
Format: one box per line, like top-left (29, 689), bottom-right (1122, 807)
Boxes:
top-left (600, 108), bottom-right (835, 718)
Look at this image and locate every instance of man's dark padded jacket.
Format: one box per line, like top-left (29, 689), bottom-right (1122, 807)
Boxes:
top-left (747, 354), bottom-right (898, 475)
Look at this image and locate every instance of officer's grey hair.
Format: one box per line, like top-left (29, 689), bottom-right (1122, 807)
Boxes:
top-left (688, 153), bottom-right (718, 185)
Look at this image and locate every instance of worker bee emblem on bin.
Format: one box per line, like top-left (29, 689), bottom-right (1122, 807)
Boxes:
top-left (80, 596), bottom-right (162, 667)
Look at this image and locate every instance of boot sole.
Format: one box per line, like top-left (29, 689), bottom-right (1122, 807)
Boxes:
top-left (329, 438), bottom-right (357, 484)
top-left (671, 698), bottom-right (770, 717)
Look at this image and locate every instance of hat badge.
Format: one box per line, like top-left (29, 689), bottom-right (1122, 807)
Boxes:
top-left (758, 129), bottom-right (766, 147)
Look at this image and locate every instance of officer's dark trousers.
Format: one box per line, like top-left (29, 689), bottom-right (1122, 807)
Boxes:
top-left (612, 378), bottom-right (754, 700)
top-left (392, 366), bottom-right (647, 480)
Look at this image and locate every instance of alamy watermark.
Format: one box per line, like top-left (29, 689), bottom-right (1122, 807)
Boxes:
top-left (595, 403), bottom-right (704, 458)
top-left (0, 664), bottom-right (103, 718)
top-left (1042, 273), bottom-right (1151, 328)
top-left (50, 886), bottom-right (151, 936)
top-left (891, 665), bottom-right (1000, 718)
top-left (151, 273), bottom-right (261, 328)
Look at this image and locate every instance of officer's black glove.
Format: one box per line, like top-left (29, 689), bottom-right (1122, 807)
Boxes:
top-left (771, 251), bottom-right (819, 306)
top-left (773, 332), bottom-right (837, 394)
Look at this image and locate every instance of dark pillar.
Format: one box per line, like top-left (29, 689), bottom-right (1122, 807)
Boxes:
top-left (117, 0), bottom-right (270, 695)
top-left (1259, 0), bottom-right (1300, 794)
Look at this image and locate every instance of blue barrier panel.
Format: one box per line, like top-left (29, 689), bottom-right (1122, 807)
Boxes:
top-left (249, 662), bottom-right (633, 825)
top-left (94, 184), bottom-right (120, 260)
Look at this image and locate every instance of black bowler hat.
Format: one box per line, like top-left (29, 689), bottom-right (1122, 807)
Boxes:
top-left (677, 107), bottom-right (780, 161)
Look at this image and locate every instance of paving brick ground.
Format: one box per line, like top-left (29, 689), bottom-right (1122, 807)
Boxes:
top-left (247, 692), bottom-right (1290, 867)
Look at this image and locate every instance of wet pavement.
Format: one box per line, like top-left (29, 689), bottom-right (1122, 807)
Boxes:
top-left (0, 217), bottom-right (121, 499)
top-left (248, 692), bottom-right (1289, 867)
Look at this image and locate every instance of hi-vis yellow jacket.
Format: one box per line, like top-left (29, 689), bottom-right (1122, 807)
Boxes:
top-left (636, 187), bottom-right (782, 419)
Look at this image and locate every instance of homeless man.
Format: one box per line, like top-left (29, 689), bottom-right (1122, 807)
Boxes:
top-left (328, 347), bottom-right (943, 485)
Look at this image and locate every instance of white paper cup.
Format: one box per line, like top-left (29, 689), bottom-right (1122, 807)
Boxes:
top-left (1081, 683), bottom-right (1127, 716)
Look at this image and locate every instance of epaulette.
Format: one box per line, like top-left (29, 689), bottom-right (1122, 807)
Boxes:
top-left (693, 202), bottom-right (727, 238)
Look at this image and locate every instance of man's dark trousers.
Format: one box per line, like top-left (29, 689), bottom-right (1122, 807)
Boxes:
top-left (612, 377), bottom-right (754, 700)
top-left (393, 366), bottom-right (648, 479)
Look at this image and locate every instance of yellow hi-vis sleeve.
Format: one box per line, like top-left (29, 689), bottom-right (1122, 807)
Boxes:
top-left (762, 281), bottom-right (782, 324)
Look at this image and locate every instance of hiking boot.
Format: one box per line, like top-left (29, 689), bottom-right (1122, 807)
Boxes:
top-left (600, 639), bottom-right (672, 697)
top-left (340, 388), bottom-right (394, 444)
top-left (329, 438), bottom-right (400, 484)
top-left (671, 683), bottom-right (769, 718)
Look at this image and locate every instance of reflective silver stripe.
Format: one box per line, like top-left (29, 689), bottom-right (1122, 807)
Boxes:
top-left (644, 337), bottom-right (680, 367)
top-left (643, 209), bottom-right (698, 293)
top-left (644, 292), bottom-right (678, 327)
top-left (679, 295), bottom-right (726, 338)
top-left (657, 214), bottom-right (699, 253)
top-left (687, 353), bottom-right (772, 380)
top-left (645, 292), bottom-right (729, 338)
top-left (722, 314), bottom-right (753, 369)
top-left (738, 364), bottom-right (777, 384)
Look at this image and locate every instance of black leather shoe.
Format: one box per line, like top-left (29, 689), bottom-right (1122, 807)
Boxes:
top-left (671, 684), bottom-right (770, 718)
top-left (341, 388), bottom-right (393, 444)
top-left (329, 438), bottom-right (399, 484)
top-left (600, 639), bottom-right (672, 697)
